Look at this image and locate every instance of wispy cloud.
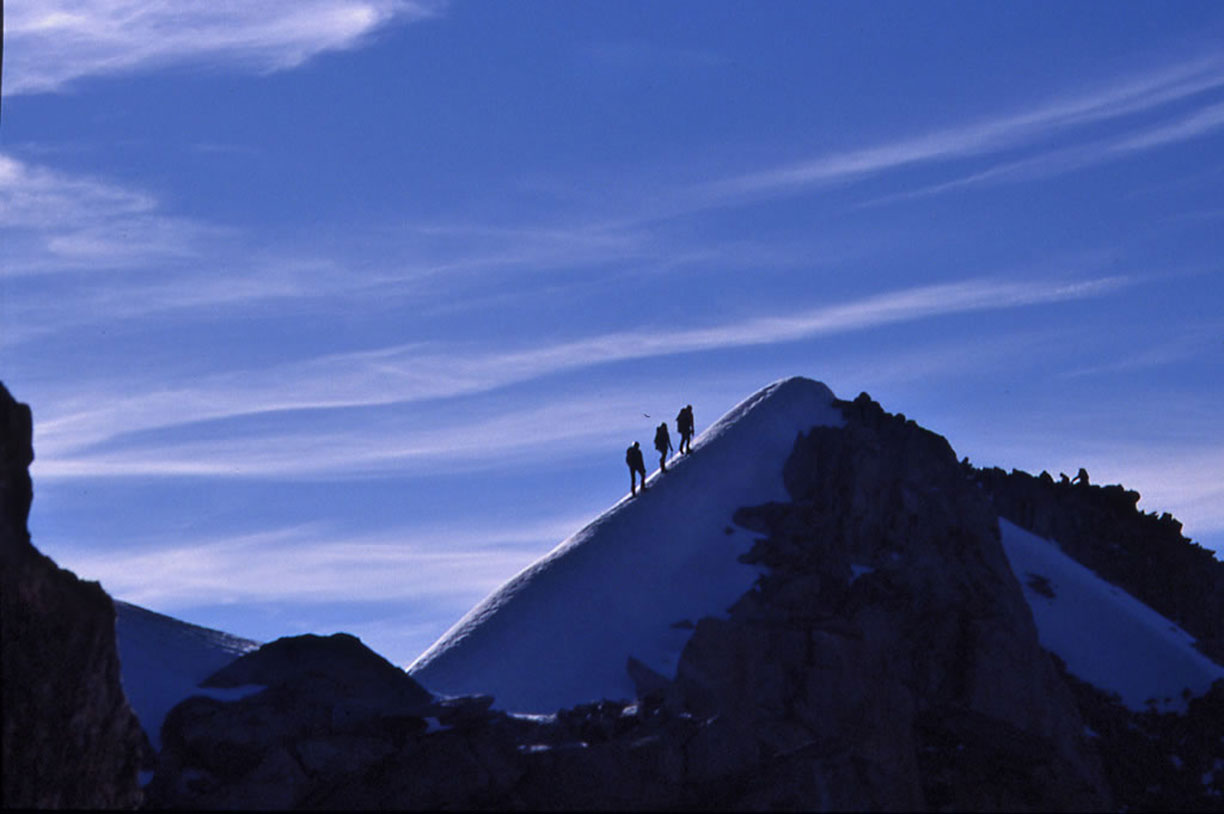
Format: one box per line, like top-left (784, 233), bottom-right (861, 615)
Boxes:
top-left (5, 0), bottom-right (443, 95)
top-left (1059, 321), bottom-right (1224, 379)
top-left (96, 280), bottom-right (1132, 419)
top-left (0, 152), bottom-right (225, 274)
top-left (29, 274), bottom-right (1127, 479)
top-left (0, 152), bottom-right (679, 344)
top-left (1111, 98), bottom-right (1224, 153)
top-left (54, 514), bottom-right (591, 663)
top-left (0, 151), bottom-right (338, 349)
top-left (865, 99), bottom-right (1224, 206)
top-left (678, 57), bottom-right (1224, 211)
top-left (11, 47), bottom-right (1206, 341)
top-left (34, 394), bottom-right (647, 480)
top-left (55, 516), bottom-right (579, 608)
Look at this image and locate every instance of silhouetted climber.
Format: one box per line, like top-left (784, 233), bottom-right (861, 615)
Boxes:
top-left (626, 441), bottom-right (647, 496)
top-left (654, 422), bottom-right (673, 472)
top-left (676, 405), bottom-right (694, 455)
top-left (1072, 467), bottom-right (1090, 486)
top-left (1059, 472), bottom-right (1071, 485)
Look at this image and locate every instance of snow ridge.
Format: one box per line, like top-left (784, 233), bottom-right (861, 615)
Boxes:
top-left (114, 601), bottom-right (261, 750)
top-left (999, 520), bottom-right (1224, 711)
top-left (409, 376), bottom-right (843, 713)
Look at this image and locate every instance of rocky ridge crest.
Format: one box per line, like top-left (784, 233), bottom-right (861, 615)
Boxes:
top-left (973, 465), bottom-right (1224, 663)
top-left (5, 380), bottom-right (1219, 810)
top-left (148, 391), bottom-right (1118, 810)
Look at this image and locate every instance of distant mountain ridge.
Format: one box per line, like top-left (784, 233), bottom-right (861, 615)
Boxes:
top-left (3, 377), bottom-right (1222, 810)
top-left (113, 600), bottom-right (261, 751)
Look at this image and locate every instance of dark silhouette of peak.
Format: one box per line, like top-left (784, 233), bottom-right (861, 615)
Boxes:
top-left (6, 378), bottom-right (1222, 810)
top-left (204, 631), bottom-right (434, 710)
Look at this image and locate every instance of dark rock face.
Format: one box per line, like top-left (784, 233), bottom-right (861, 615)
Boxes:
top-left (971, 467), bottom-right (1224, 810)
top-left (135, 388), bottom-right (1222, 810)
top-left (974, 466), bottom-right (1224, 663)
top-left (1057, 661), bottom-right (1224, 811)
top-left (150, 392), bottom-right (1123, 811)
top-left (678, 393), bottom-right (1111, 810)
top-left (1, 383), bottom-right (148, 809)
top-left (204, 631), bottom-right (434, 707)
top-left (148, 632), bottom-right (708, 810)
top-left (150, 633), bottom-right (437, 809)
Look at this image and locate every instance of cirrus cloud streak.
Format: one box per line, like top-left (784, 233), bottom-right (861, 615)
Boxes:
top-left (31, 273), bottom-right (1129, 471)
top-left (5, 0), bottom-right (443, 95)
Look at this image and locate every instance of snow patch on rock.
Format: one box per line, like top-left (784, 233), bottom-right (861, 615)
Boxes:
top-left (999, 519), bottom-right (1224, 711)
top-left (409, 377), bottom-right (843, 713)
top-left (114, 601), bottom-right (260, 749)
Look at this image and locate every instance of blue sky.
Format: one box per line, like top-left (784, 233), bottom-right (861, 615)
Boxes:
top-left (2, 1), bottom-right (1222, 665)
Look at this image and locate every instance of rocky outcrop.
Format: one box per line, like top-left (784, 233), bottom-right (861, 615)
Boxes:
top-left (1057, 660), bottom-right (1224, 810)
top-left (8, 375), bottom-right (1218, 810)
top-left (149, 633), bottom-right (439, 809)
top-left (162, 628), bottom-right (951, 811)
top-left (148, 632), bottom-right (711, 810)
top-left (150, 392), bottom-right (1122, 811)
top-left (973, 466), bottom-right (1224, 664)
top-left (1, 383), bottom-right (148, 809)
top-left (679, 392), bottom-right (1111, 810)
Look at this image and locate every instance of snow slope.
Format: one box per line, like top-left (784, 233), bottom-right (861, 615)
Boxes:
top-left (409, 376), bottom-right (844, 713)
top-left (999, 519), bottom-right (1224, 712)
top-left (114, 601), bottom-right (262, 750)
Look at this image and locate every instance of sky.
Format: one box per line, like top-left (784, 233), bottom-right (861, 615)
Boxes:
top-left (2, 0), bottom-right (1222, 667)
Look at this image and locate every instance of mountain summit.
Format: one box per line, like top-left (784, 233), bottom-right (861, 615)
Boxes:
top-left (409, 376), bottom-right (844, 711)
top-left (410, 376), bottom-right (1221, 720)
top-left (6, 377), bottom-right (1222, 810)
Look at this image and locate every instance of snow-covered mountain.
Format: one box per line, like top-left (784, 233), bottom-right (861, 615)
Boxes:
top-left (113, 601), bottom-right (260, 751)
top-left (1000, 520), bottom-right (1223, 711)
top-left (409, 376), bottom-right (1223, 720)
top-left (409, 377), bottom-right (845, 711)
top-left (8, 375), bottom-right (1222, 811)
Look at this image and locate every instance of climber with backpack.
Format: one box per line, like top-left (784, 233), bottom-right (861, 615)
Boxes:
top-left (675, 404), bottom-right (694, 455)
top-left (654, 422), bottom-right (673, 473)
top-left (626, 441), bottom-right (648, 496)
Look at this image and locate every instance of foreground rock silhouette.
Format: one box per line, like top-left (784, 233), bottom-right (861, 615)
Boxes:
top-left (1, 383), bottom-right (148, 809)
top-left (700, 392), bottom-right (1110, 809)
